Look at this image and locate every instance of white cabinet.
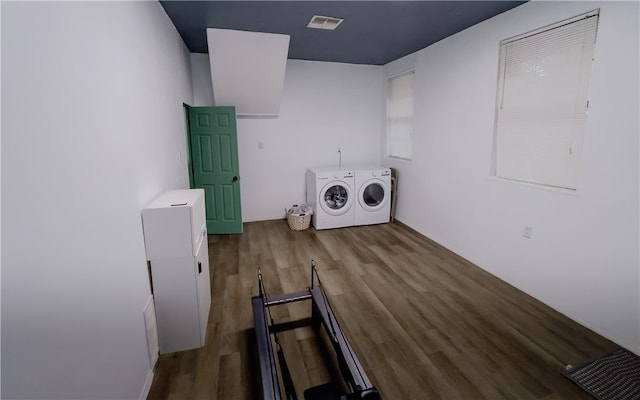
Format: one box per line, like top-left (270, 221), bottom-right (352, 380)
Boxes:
top-left (142, 189), bottom-right (211, 354)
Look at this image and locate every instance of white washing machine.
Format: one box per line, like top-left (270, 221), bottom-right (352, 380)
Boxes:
top-left (306, 167), bottom-right (355, 230)
top-left (354, 167), bottom-right (391, 226)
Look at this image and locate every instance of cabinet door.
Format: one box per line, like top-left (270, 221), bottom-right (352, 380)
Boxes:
top-left (195, 239), bottom-right (211, 345)
top-left (142, 206), bottom-right (194, 259)
top-left (152, 256), bottom-right (200, 353)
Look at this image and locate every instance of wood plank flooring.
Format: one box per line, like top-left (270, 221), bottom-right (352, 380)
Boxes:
top-left (147, 220), bottom-right (616, 399)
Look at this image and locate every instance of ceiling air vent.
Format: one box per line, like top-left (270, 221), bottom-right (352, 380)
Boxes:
top-left (307, 15), bottom-right (344, 30)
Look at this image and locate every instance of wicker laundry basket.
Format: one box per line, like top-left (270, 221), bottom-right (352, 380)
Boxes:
top-left (286, 205), bottom-right (312, 231)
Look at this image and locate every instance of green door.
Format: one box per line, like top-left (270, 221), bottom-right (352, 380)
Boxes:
top-left (188, 106), bottom-right (243, 234)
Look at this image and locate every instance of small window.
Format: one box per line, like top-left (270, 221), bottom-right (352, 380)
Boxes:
top-left (493, 10), bottom-right (599, 190)
top-left (386, 71), bottom-right (415, 160)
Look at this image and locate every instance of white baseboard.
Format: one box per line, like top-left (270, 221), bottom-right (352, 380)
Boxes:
top-left (139, 369), bottom-right (154, 400)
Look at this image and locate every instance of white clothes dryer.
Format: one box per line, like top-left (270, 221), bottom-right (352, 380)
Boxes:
top-left (306, 168), bottom-right (355, 230)
top-left (354, 167), bottom-right (391, 226)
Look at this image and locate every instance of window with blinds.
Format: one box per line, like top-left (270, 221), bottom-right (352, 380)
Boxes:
top-left (494, 10), bottom-right (599, 190)
top-left (386, 71), bottom-right (415, 160)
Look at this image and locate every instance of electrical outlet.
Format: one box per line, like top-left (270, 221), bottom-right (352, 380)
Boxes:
top-left (522, 225), bottom-right (533, 239)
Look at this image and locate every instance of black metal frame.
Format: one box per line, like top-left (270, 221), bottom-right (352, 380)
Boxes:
top-left (252, 262), bottom-right (381, 400)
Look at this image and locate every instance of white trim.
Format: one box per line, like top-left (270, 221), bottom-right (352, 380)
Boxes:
top-left (486, 176), bottom-right (579, 197)
top-left (386, 68), bottom-right (416, 81)
top-left (139, 369), bottom-right (154, 400)
top-left (501, 9), bottom-right (600, 44)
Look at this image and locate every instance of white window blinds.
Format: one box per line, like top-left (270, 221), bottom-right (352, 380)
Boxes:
top-left (387, 71), bottom-right (415, 160)
top-left (494, 11), bottom-right (599, 190)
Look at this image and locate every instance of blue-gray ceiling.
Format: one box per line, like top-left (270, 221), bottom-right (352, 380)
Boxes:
top-left (160, 1), bottom-right (526, 65)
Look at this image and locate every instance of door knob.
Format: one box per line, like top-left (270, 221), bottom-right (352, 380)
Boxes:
top-left (232, 176), bottom-right (239, 182)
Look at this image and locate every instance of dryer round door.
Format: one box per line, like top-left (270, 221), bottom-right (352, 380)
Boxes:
top-left (358, 178), bottom-right (389, 212)
top-left (320, 181), bottom-right (354, 216)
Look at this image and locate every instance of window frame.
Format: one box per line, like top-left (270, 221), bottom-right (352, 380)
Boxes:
top-left (491, 9), bottom-right (600, 191)
top-left (386, 70), bottom-right (415, 161)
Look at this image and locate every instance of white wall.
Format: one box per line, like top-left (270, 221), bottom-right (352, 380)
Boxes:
top-left (191, 57), bottom-right (383, 221)
top-left (385, 1), bottom-right (640, 352)
top-left (191, 53), bottom-right (215, 106)
top-left (0, 3), bottom-right (3, 395)
top-left (1, 2), bottom-right (193, 398)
